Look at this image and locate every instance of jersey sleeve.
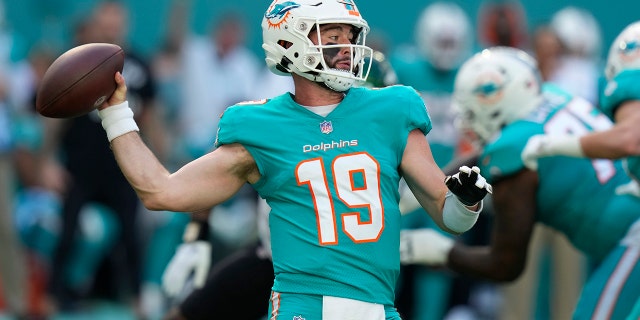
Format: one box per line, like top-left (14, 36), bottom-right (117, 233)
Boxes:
top-left (215, 99), bottom-right (269, 148)
top-left (600, 69), bottom-right (640, 119)
top-left (215, 105), bottom-right (240, 148)
top-left (392, 85), bottom-right (432, 135)
top-left (479, 121), bottom-right (542, 183)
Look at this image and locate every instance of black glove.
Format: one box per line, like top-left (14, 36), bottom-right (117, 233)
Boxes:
top-left (445, 165), bottom-right (492, 206)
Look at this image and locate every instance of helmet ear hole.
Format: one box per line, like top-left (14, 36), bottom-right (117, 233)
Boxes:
top-left (278, 40), bottom-right (292, 49)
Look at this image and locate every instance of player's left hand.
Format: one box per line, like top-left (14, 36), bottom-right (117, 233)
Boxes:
top-left (521, 134), bottom-right (549, 170)
top-left (400, 229), bottom-right (454, 265)
top-left (162, 241), bottom-right (211, 298)
top-left (445, 166), bottom-right (492, 206)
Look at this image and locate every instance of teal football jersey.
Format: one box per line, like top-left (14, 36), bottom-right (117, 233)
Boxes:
top-left (390, 52), bottom-right (459, 167)
top-left (216, 85), bottom-right (431, 306)
top-left (600, 69), bottom-right (640, 181)
top-left (480, 84), bottom-right (640, 262)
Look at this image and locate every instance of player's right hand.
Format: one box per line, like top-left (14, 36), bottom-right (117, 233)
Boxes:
top-left (100, 71), bottom-right (127, 110)
top-left (162, 240), bottom-right (211, 298)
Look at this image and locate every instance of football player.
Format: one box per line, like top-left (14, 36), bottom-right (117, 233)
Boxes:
top-left (521, 20), bottom-right (640, 320)
top-left (522, 21), bottom-right (640, 194)
top-left (400, 47), bottom-right (640, 319)
top-left (94, 0), bottom-right (491, 318)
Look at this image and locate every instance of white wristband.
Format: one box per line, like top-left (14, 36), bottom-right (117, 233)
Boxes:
top-left (98, 101), bottom-right (139, 142)
top-left (443, 192), bottom-right (481, 233)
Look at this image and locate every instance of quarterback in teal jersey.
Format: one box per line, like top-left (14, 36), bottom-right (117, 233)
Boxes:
top-left (90, 0), bottom-right (492, 319)
top-left (403, 47), bottom-right (640, 319)
top-left (522, 21), bottom-right (640, 320)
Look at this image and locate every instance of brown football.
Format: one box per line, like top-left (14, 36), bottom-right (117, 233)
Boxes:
top-left (36, 43), bottom-right (125, 118)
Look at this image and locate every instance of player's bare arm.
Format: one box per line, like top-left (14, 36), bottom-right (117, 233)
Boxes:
top-left (448, 169), bottom-right (538, 281)
top-left (581, 100), bottom-right (640, 158)
top-left (102, 72), bottom-right (259, 212)
top-left (400, 129), bottom-right (448, 228)
top-left (401, 129), bottom-right (489, 235)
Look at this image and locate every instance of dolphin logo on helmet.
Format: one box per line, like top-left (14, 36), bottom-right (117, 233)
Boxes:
top-left (265, 1), bottom-right (301, 20)
top-left (265, 1), bottom-right (302, 29)
top-left (473, 82), bottom-right (505, 101)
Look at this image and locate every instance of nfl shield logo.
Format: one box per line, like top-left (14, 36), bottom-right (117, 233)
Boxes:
top-left (320, 121), bottom-right (333, 134)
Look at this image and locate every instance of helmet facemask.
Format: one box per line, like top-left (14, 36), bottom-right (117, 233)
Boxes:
top-left (305, 23), bottom-right (373, 91)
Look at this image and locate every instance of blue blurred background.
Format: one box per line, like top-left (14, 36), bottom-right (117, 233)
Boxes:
top-left (4, 0), bottom-right (640, 61)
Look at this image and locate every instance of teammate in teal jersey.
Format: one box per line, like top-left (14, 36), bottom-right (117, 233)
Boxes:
top-left (522, 21), bottom-right (640, 188)
top-left (521, 21), bottom-right (640, 320)
top-left (591, 21), bottom-right (640, 181)
top-left (399, 47), bottom-right (640, 319)
top-left (89, 0), bottom-right (492, 319)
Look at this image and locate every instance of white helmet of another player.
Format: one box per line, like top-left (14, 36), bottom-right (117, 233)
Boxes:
top-left (262, 0), bottom-right (373, 92)
top-left (453, 47), bottom-right (543, 144)
top-left (550, 6), bottom-right (602, 58)
top-left (605, 21), bottom-right (640, 80)
top-left (415, 1), bottom-right (472, 71)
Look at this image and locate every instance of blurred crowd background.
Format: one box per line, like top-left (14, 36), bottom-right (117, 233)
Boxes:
top-left (2, 0), bottom-right (639, 62)
top-left (0, 0), bottom-right (639, 320)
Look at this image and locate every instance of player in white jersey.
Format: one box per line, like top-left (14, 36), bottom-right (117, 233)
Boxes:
top-left (91, 0), bottom-right (491, 318)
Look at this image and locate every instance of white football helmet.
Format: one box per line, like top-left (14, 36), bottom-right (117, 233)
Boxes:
top-left (453, 47), bottom-right (543, 144)
top-left (550, 6), bottom-right (602, 58)
top-left (415, 2), bottom-right (472, 71)
top-left (262, 0), bottom-right (373, 92)
top-left (605, 21), bottom-right (640, 80)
